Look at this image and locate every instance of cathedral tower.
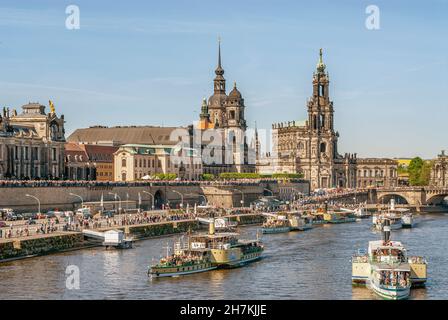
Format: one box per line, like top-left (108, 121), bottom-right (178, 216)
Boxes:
top-left (305, 49), bottom-right (339, 188)
top-left (208, 39), bottom-right (227, 128)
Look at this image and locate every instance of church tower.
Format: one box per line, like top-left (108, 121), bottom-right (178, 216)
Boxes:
top-left (226, 81), bottom-right (247, 130)
top-left (306, 49), bottom-right (339, 188)
top-left (208, 39), bottom-right (228, 128)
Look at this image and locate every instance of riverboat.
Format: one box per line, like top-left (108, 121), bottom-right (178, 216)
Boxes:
top-left (352, 220), bottom-right (427, 300)
top-left (289, 214), bottom-right (313, 231)
top-left (354, 205), bottom-right (370, 218)
top-left (324, 211), bottom-right (356, 224)
top-left (149, 221), bottom-right (264, 277)
top-left (401, 212), bottom-right (415, 228)
top-left (261, 216), bottom-right (291, 234)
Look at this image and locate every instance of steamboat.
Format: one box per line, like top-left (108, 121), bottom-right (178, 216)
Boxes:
top-left (352, 219), bottom-right (427, 300)
top-left (149, 221), bottom-right (264, 278)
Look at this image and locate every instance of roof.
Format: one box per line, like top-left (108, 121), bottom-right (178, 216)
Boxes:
top-left (368, 240), bottom-right (404, 251)
top-left (83, 145), bottom-right (118, 162)
top-left (67, 126), bottom-right (189, 146)
top-left (13, 103), bottom-right (47, 118)
top-left (65, 143), bottom-right (118, 163)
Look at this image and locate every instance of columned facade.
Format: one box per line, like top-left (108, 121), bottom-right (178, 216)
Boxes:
top-left (0, 103), bottom-right (65, 179)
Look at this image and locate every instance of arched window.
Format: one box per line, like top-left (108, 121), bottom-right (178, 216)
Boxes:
top-left (320, 142), bottom-right (326, 153)
top-left (122, 158), bottom-right (126, 167)
top-left (320, 85), bottom-right (325, 96)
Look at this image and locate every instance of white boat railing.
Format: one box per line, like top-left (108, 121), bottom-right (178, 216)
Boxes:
top-left (408, 256), bottom-right (427, 264)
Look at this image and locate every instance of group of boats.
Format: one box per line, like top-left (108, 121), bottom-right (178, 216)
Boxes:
top-left (372, 199), bottom-right (417, 231)
top-left (260, 205), bottom-right (367, 234)
top-left (261, 213), bottom-right (313, 234)
top-left (147, 198), bottom-right (427, 300)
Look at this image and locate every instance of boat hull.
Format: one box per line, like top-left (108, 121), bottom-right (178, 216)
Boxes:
top-left (290, 225), bottom-right (313, 231)
top-left (149, 262), bottom-right (217, 278)
top-left (327, 218), bottom-right (356, 224)
top-left (261, 226), bottom-right (291, 234)
top-left (369, 282), bottom-right (410, 300)
top-left (219, 251), bottom-right (263, 268)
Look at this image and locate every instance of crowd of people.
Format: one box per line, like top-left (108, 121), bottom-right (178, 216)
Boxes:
top-left (0, 220), bottom-right (60, 239)
top-left (0, 177), bottom-right (306, 189)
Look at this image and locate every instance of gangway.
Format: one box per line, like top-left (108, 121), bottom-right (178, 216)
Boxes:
top-left (82, 229), bottom-right (106, 241)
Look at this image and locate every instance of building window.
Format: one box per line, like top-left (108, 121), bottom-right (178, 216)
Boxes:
top-left (320, 142), bottom-right (326, 153)
top-left (122, 158), bottom-right (126, 167)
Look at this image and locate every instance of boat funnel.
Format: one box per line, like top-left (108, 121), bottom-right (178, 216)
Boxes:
top-left (382, 218), bottom-right (391, 243)
top-left (209, 218), bottom-right (215, 235)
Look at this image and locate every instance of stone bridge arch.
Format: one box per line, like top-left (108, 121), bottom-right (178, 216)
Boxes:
top-left (377, 193), bottom-right (411, 205)
top-left (426, 193), bottom-right (448, 205)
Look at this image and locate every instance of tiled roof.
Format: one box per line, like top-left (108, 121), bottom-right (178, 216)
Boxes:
top-left (67, 126), bottom-right (188, 146)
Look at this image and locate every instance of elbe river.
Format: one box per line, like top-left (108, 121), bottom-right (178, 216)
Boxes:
top-left (1, 213), bottom-right (447, 300)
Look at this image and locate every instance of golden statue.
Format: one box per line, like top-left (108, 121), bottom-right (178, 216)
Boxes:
top-left (49, 100), bottom-right (55, 114)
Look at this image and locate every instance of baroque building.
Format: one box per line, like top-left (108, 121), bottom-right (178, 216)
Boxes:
top-left (269, 50), bottom-right (397, 190)
top-left (0, 102), bottom-right (65, 179)
top-left (65, 143), bottom-right (118, 181)
top-left (114, 144), bottom-right (202, 181)
top-left (430, 150), bottom-right (448, 187)
top-left (196, 41), bottom-right (255, 175)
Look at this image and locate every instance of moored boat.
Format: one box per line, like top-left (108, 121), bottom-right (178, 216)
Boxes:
top-left (261, 216), bottom-right (291, 234)
top-left (324, 211), bottom-right (356, 224)
top-left (289, 214), bottom-right (313, 231)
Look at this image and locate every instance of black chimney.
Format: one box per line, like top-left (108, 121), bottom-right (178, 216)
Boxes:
top-left (382, 218), bottom-right (391, 243)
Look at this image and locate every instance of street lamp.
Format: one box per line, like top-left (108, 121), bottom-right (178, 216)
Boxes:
top-left (232, 189), bottom-right (244, 208)
top-left (69, 192), bottom-right (84, 208)
top-left (172, 190), bottom-right (184, 209)
top-left (142, 191), bottom-right (155, 210)
top-left (108, 192), bottom-right (122, 214)
top-left (25, 194), bottom-right (41, 214)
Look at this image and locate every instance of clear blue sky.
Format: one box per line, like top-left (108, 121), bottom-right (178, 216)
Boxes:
top-left (0, 0), bottom-right (446, 158)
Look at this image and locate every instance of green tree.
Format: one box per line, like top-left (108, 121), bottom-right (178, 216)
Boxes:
top-left (419, 161), bottom-right (432, 186)
top-left (201, 174), bottom-right (216, 181)
top-left (408, 157), bottom-right (424, 185)
top-left (408, 157), bottom-right (432, 186)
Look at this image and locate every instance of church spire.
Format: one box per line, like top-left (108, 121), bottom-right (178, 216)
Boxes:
top-left (316, 48), bottom-right (326, 74)
top-left (215, 37), bottom-right (224, 76)
top-left (213, 37), bottom-right (226, 94)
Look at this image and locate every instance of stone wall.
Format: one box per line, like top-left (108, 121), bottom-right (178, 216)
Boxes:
top-left (0, 181), bottom-right (310, 213)
top-left (0, 233), bottom-right (84, 261)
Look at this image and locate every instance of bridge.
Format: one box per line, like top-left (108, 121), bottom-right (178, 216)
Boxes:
top-left (371, 187), bottom-right (448, 206)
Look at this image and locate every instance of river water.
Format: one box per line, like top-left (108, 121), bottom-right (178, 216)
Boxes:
top-left (1, 212), bottom-right (447, 300)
